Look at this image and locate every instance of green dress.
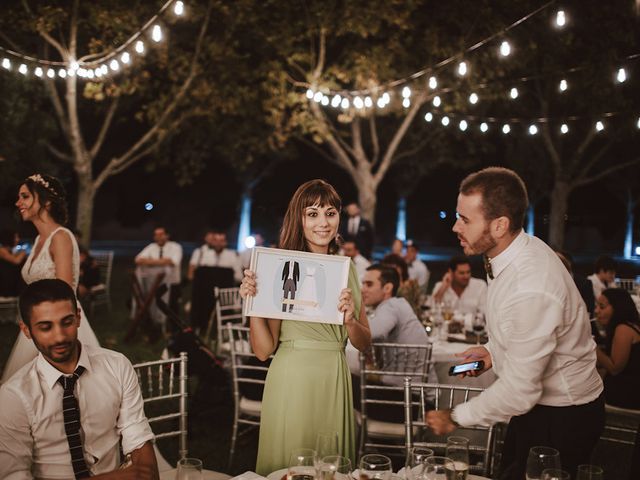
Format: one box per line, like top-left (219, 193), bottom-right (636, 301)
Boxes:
top-left (255, 262), bottom-right (362, 475)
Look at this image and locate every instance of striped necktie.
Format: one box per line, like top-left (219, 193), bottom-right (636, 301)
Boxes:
top-left (57, 366), bottom-right (90, 479)
top-left (483, 255), bottom-right (494, 280)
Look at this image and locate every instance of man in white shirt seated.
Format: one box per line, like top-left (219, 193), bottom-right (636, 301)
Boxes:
top-left (134, 226), bottom-right (183, 333)
top-left (587, 255), bottom-right (617, 301)
top-left (187, 230), bottom-right (242, 283)
top-left (431, 255), bottom-right (487, 315)
top-left (341, 240), bottom-right (370, 281)
top-left (426, 167), bottom-right (603, 479)
top-left (404, 241), bottom-right (430, 290)
top-left (0, 279), bottom-right (158, 479)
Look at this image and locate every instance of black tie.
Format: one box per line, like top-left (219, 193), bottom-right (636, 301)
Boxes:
top-left (483, 255), bottom-right (494, 280)
top-left (159, 246), bottom-right (164, 259)
top-left (57, 366), bottom-right (90, 479)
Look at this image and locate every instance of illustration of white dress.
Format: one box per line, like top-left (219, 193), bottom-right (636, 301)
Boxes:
top-left (0, 227), bottom-right (100, 384)
top-left (293, 266), bottom-right (322, 316)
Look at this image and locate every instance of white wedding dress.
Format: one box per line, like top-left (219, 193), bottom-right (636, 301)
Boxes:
top-left (293, 266), bottom-right (322, 316)
top-left (0, 226), bottom-right (100, 383)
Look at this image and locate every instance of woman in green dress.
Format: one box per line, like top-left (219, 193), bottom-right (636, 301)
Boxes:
top-left (240, 179), bottom-right (371, 475)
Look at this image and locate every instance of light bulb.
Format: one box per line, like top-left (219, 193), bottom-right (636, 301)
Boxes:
top-left (428, 76), bottom-right (437, 89)
top-left (480, 122), bottom-right (489, 133)
top-left (58, 68), bottom-right (67, 78)
top-left (67, 68), bottom-right (75, 77)
top-left (340, 98), bottom-right (350, 109)
top-left (313, 91), bottom-right (323, 102)
top-left (77, 68), bottom-right (87, 77)
top-left (556, 10), bottom-right (566, 27)
top-left (94, 68), bottom-right (102, 78)
top-left (402, 86), bottom-right (411, 98)
top-left (500, 40), bottom-right (511, 57)
top-left (174, 0), bottom-right (184, 15)
top-left (331, 95), bottom-right (342, 107)
top-left (86, 69), bottom-right (94, 79)
top-left (321, 96), bottom-right (329, 106)
top-left (109, 59), bottom-right (119, 71)
top-left (364, 96), bottom-right (373, 108)
top-left (46, 68), bottom-right (55, 78)
top-left (529, 124), bottom-right (538, 135)
top-left (34, 67), bottom-right (43, 77)
top-left (306, 89), bottom-right (314, 99)
top-left (458, 61), bottom-right (467, 76)
top-left (510, 87), bottom-right (519, 99)
top-left (70, 60), bottom-right (79, 71)
top-left (560, 124), bottom-right (569, 134)
top-left (152, 25), bottom-right (162, 42)
top-left (1, 58), bottom-right (10, 70)
top-left (424, 112), bottom-right (433, 122)
top-left (100, 65), bottom-right (108, 75)
top-left (459, 120), bottom-right (468, 131)
top-left (559, 79), bottom-right (567, 92)
top-left (432, 96), bottom-right (441, 107)
top-left (469, 93), bottom-right (478, 104)
top-left (381, 92), bottom-right (390, 104)
top-left (18, 64), bottom-right (27, 75)
top-left (441, 116), bottom-right (450, 126)
top-left (376, 97), bottom-right (385, 108)
top-left (502, 124), bottom-right (511, 134)
top-left (595, 121), bottom-right (604, 132)
top-left (135, 40), bottom-right (145, 54)
top-left (121, 52), bottom-right (130, 64)
top-left (354, 96), bottom-right (364, 109)
top-left (616, 68), bottom-right (627, 83)
top-left (402, 98), bottom-right (410, 108)
top-left (637, 117), bottom-right (640, 129)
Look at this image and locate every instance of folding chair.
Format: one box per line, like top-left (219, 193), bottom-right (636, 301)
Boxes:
top-left (226, 324), bottom-right (272, 470)
top-left (358, 342), bottom-right (433, 460)
top-left (88, 250), bottom-right (114, 316)
top-left (615, 278), bottom-right (638, 293)
top-left (211, 287), bottom-right (244, 356)
top-left (0, 296), bottom-right (18, 324)
top-left (403, 379), bottom-right (502, 478)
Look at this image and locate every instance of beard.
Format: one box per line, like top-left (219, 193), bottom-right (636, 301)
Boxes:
top-left (33, 337), bottom-right (79, 364)
top-left (461, 225), bottom-right (497, 256)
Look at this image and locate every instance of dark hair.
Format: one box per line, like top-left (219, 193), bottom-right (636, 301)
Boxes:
top-left (22, 174), bottom-right (68, 225)
top-left (459, 167), bottom-right (528, 233)
top-left (0, 229), bottom-right (17, 247)
top-left (594, 255), bottom-right (616, 273)
top-left (601, 288), bottom-right (640, 353)
top-left (19, 278), bottom-right (77, 326)
top-left (366, 263), bottom-right (400, 296)
top-left (449, 255), bottom-right (471, 272)
top-left (279, 179), bottom-right (342, 254)
top-left (381, 253), bottom-right (409, 282)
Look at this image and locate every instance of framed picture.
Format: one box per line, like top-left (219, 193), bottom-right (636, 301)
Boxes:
top-left (243, 246), bottom-right (351, 325)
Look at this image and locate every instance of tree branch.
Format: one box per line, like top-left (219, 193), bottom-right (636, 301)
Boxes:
top-left (312, 27), bottom-right (326, 80)
top-left (573, 141), bottom-right (612, 184)
top-left (44, 79), bottom-right (71, 140)
top-left (569, 128), bottom-right (596, 172)
top-left (351, 116), bottom-right (368, 164)
top-left (308, 101), bottom-right (356, 175)
top-left (369, 114), bottom-right (380, 167)
top-left (296, 137), bottom-right (341, 165)
top-left (44, 141), bottom-right (72, 163)
top-left (572, 158), bottom-right (640, 189)
top-left (90, 96), bottom-right (120, 158)
top-left (393, 132), bottom-right (434, 163)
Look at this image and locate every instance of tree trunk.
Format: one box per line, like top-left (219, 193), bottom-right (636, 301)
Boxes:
top-left (624, 189), bottom-right (635, 259)
top-left (75, 170), bottom-right (95, 247)
top-left (548, 180), bottom-right (571, 249)
top-left (355, 169), bottom-right (378, 226)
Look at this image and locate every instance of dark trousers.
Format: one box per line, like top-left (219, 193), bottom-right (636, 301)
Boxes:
top-left (282, 279), bottom-right (296, 312)
top-left (499, 392), bottom-right (604, 480)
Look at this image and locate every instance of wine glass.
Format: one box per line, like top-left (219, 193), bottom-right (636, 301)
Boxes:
top-left (424, 456), bottom-right (455, 480)
top-left (541, 469), bottom-right (570, 480)
top-left (315, 430), bottom-right (339, 458)
top-left (445, 436), bottom-right (469, 479)
top-left (359, 454), bottom-right (392, 480)
top-left (287, 448), bottom-right (318, 480)
top-left (472, 313), bottom-right (485, 344)
top-left (319, 455), bottom-right (352, 480)
top-left (177, 458), bottom-right (203, 480)
top-left (526, 446), bottom-right (561, 480)
top-left (575, 465), bottom-right (603, 480)
top-left (405, 446), bottom-right (435, 480)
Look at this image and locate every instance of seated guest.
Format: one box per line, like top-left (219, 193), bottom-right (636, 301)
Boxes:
top-left (0, 229), bottom-right (26, 297)
top-left (77, 246), bottom-right (101, 302)
top-left (381, 253), bottom-right (421, 317)
top-left (390, 238), bottom-right (404, 256)
top-left (0, 279), bottom-right (158, 479)
top-left (595, 288), bottom-right (640, 409)
top-left (431, 256), bottom-right (487, 315)
top-left (588, 255), bottom-right (617, 300)
top-left (556, 250), bottom-right (596, 318)
top-left (404, 241), bottom-right (430, 290)
top-left (188, 229), bottom-right (241, 334)
top-left (342, 240), bottom-right (371, 281)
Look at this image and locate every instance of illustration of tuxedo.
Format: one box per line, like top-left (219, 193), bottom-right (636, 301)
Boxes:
top-left (281, 260), bottom-right (300, 312)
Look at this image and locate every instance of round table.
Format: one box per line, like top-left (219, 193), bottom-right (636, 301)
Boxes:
top-left (160, 468), bottom-right (232, 480)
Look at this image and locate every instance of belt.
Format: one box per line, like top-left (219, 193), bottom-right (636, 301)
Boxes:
top-left (278, 340), bottom-right (345, 351)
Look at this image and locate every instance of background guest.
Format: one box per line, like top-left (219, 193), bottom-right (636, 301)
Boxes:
top-left (0, 229), bottom-right (26, 297)
top-left (340, 202), bottom-right (374, 260)
top-left (588, 255), bottom-right (617, 301)
top-left (404, 240), bottom-right (430, 291)
top-left (342, 240), bottom-right (370, 281)
top-left (431, 255), bottom-right (487, 316)
top-left (381, 253), bottom-right (421, 318)
top-left (390, 238), bottom-right (404, 256)
top-left (77, 246), bottom-right (101, 303)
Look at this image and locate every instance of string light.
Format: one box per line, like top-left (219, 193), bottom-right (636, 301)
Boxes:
top-left (121, 52), bottom-right (130, 64)
top-left (424, 112), bottom-right (433, 122)
top-left (340, 98), bottom-right (349, 109)
top-left (402, 86), bottom-right (411, 98)
top-left (433, 96), bottom-right (442, 107)
top-left (331, 94), bottom-right (341, 107)
top-left (109, 59), bottom-right (120, 71)
top-left (402, 98), bottom-right (410, 108)
top-left (500, 41), bottom-right (511, 57)
top-left (637, 117), bottom-right (640, 129)
top-left (595, 120), bottom-right (604, 132)
top-left (152, 25), bottom-right (163, 42)
top-left (313, 91), bottom-right (323, 103)
top-left (428, 76), bottom-right (437, 89)
top-left (47, 68), bottom-right (55, 78)
top-left (305, 89), bottom-right (313, 99)
top-left (2, 58), bottom-right (10, 70)
top-left (34, 67), bottom-right (43, 77)
top-left (381, 92), bottom-right (390, 104)
top-left (560, 123), bottom-right (569, 134)
top-left (616, 68), bottom-right (627, 83)
top-left (469, 93), bottom-right (479, 104)
top-left (67, 68), bottom-right (75, 77)
top-left (559, 79), bottom-right (568, 92)
top-left (354, 96), bottom-right (364, 109)
top-left (459, 120), bottom-right (468, 131)
top-left (441, 116), bottom-right (450, 126)
top-left (528, 124), bottom-right (538, 135)
top-left (18, 64), bottom-right (27, 75)
top-left (58, 68), bottom-right (66, 78)
top-left (135, 40), bottom-right (145, 54)
top-left (510, 87), bottom-right (519, 99)
top-left (480, 122), bottom-right (489, 133)
top-left (364, 96), bottom-right (373, 108)
top-left (555, 10), bottom-right (566, 27)
top-left (458, 61), bottom-right (468, 76)
top-left (321, 96), bottom-right (329, 106)
top-left (174, 0), bottom-right (184, 15)
top-left (502, 124), bottom-right (511, 134)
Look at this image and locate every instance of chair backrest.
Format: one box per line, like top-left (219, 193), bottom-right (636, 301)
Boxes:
top-left (403, 379), bottom-right (499, 477)
top-left (133, 352), bottom-right (188, 460)
top-left (0, 296), bottom-right (19, 324)
top-left (89, 250), bottom-right (114, 287)
top-left (615, 278), bottom-right (638, 293)
top-left (226, 324), bottom-right (271, 402)
top-left (215, 287), bottom-right (244, 345)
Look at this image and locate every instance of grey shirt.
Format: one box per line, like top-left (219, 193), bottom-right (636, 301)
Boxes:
top-left (370, 296), bottom-right (429, 345)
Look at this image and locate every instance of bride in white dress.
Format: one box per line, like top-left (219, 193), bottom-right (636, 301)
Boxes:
top-left (1, 174), bottom-right (100, 383)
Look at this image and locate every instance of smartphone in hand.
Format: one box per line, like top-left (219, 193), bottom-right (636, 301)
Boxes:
top-left (448, 360), bottom-right (485, 376)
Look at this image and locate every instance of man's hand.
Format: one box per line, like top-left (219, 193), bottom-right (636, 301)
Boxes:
top-left (441, 270), bottom-right (453, 288)
top-left (425, 409), bottom-right (456, 435)
top-left (453, 346), bottom-right (492, 377)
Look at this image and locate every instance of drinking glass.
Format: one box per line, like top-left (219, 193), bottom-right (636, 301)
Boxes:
top-left (472, 313), bottom-right (485, 344)
top-left (359, 454), bottom-right (392, 480)
top-left (287, 448), bottom-right (318, 480)
top-left (424, 456), bottom-right (455, 480)
top-left (315, 430), bottom-right (339, 458)
top-left (526, 447), bottom-right (561, 480)
top-left (176, 457), bottom-right (203, 480)
top-left (319, 455), bottom-right (352, 480)
top-left (541, 469), bottom-right (570, 480)
top-left (405, 446), bottom-right (435, 480)
top-left (575, 465), bottom-right (604, 480)
top-left (445, 436), bottom-right (469, 480)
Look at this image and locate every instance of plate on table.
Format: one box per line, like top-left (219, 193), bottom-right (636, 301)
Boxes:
top-left (351, 469), bottom-right (401, 480)
top-left (396, 467), bottom-right (489, 480)
top-left (267, 469), bottom-right (288, 480)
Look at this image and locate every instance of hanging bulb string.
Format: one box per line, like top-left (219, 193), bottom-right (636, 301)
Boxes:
top-left (426, 109), bottom-right (626, 124)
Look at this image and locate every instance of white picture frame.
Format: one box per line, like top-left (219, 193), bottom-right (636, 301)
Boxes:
top-left (243, 246), bottom-right (351, 325)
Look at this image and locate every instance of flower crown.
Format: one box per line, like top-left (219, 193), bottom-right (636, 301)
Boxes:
top-left (28, 174), bottom-right (58, 196)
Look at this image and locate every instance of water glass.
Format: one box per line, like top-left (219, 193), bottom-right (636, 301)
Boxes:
top-left (424, 456), bottom-right (455, 480)
top-left (541, 469), bottom-right (570, 480)
top-left (575, 465), bottom-right (604, 480)
top-left (445, 436), bottom-right (469, 480)
top-left (319, 455), bottom-right (352, 480)
top-left (315, 430), bottom-right (339, 458)
top-left (287, 448), bottom-right (318, 480)
top-left (176, 457), bottom-right (203, 480)
top-left (526, 447), bottom-right (561, 480)
top-left (359, 454), bottom-right (392, 480)
top-left (405, 446), bottom-right (435, 480)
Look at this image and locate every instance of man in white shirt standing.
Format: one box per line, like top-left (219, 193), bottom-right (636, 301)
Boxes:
top-left (187, 230), bottom-right (242, 283)
top-left (405, 241), bottom-right (430, 290)
top-left (342, 240), bottom-right (371, 281)
top-left (426, 167), bottom-right (604, 479)
top-left (0, 279), bottom-right (158, 479)
top-left (431, 255), bottom-right (487, 315)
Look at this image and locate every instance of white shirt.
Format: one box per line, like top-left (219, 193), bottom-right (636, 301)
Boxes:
top-left (408, 258), bottom-right (430, 288)
top-left (189, 246), bottom-right (242, 283)
top-left (452, 231), bottom-right (603, 427)
top-left (350, 254), bottom-right (371, 281)
top-left (587, 273), bottom-right (616, 301)
top-left (348, 216), bottom-right (361, 236)
top-left (431, 277), bottom-right (487, 315)
top-left (135, 241), bottom-right (183, 284)
top-left (0, 343), bottom-right (153, 479)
